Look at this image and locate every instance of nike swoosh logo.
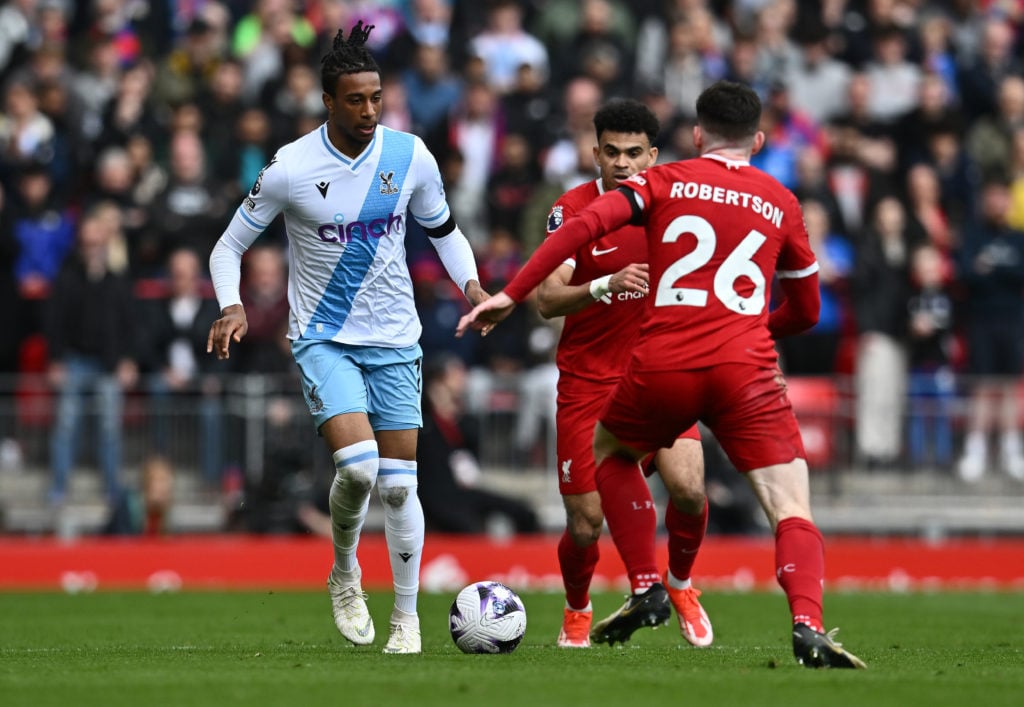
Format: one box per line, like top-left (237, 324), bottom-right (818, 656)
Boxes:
top-left (357, 619), bottom-right (372, 637)
top-left (592, 246), bottom-right (618, 256)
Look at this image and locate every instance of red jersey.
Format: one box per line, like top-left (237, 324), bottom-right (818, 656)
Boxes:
top-left (547, 179), bottom-right (648, 383)
top-left (506, 155), bottom-right (819, 371)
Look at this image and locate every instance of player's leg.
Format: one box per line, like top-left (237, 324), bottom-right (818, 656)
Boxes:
top-left (711, 363), bottom-right (864, 668)
top-left (375, 429), bottom-right (423, 654)
top-left (654, 434), bottom-right (713, 647)
top-left (553, 384), bottom-right (606, 648)
top-left (321, 412), bottom-right (379, 645)
top-left (558, 492), bottom-right (602, 647)
top-left (589, 422), bottom-right (670, 645)
top-left (745, 459), bottom-right (863, 668)
top-left (367, 344), bottom-right (426, 654)
top-left (292, 339), bottom-right (378, 645)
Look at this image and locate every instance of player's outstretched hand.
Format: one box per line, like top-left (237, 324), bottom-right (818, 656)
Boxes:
top-left (207, 304), bottom-right (248, 360)
top-left (456, 291), bottom-right (515, 338)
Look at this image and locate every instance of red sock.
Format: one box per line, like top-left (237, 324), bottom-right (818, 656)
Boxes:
top-left (558, 528), bottom-right (599, 611)
top-left (775, 516), bottom-right (825, 633)
top-left (596, 455), bottom-right (659, 592)
top-left (665, 499), bottom-right (708, 582)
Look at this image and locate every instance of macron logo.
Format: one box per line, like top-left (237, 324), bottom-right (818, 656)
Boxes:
top-left (316, 181), bottom-right (330, 198)
top-left (399, 552), bottom-right (413, 563)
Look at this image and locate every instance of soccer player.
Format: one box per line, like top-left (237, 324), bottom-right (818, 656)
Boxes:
top-left (206, 21), bottom-right (488, 655)
top-left (537, 99), bottom-right (712, 649)
top-left (457, 81), bottom-right (866, 669)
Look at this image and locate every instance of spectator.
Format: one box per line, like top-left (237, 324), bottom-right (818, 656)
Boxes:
top-left (554, 0), bottom-right (634, 96)
top-left (485, 132), bottom-right (539, 240)
top-left (823, 72), bottom-right (899, 235)
top-left (124, 131), bottom-right (167, 209)
top-left (0, 78), bottom-right (56, 176)
top-left (863, 24), bottom-right (921, 124)
top-left (785, 21), bottom-right (850, 126)
top-left (955, 176), bottom-right (1024, 482)
top-left (45, 203), bottom-right (139, 505)
top-left (852, 196), bottom-right (920, 470)
top-left (138, 247), bottom-right (227, 486)
top-left (235, 245), bottom-right (290, 375)
top-left (792, 145), bottom-right (848, 237)
top-left (966, 74), bottom-right (1024, 184)
top-left (412, 254), bottom-right (480, 366)
top-left (196, 58), bottom-right (246, 171)
top-left (0, 181), bottom-right (21, 372)
top-left (541, 76), bottom-right (603, 184)
top-left (956, 15), bottom-right (1021, 123)
top-left (152, 16), bottom-right (224, 107)
top-left (144, 129), bottom-right (230, 276)
top-left (778, 199), bottom-right (854, 376)
top-left (751, 81), bottom-right (824, 190)
top-left (905, 243), bottom-right (957, 471)
top-left (401, 41), bottom-right (463, 140)
top-left (894, 72), bottom-right (964, 177)
top-left (9, 162), bottom-right (74, 318)
top-left (468, 0), bottom-right (548, 95)
top-left (444, 80), bottom-right (505, 238)
top-left (417, 353), bottom-right (540, 535)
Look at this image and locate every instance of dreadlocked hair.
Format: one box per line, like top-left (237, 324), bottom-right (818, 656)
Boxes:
top-left (320, 20), bottom-right (380, 93)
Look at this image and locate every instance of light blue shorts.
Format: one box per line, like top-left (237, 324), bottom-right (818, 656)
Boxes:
top-left (291, 339), bottom-right (423, 432)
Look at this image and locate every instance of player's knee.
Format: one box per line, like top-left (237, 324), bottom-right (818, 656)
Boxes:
top-left (669, 487), bottom-right (706, 516)
top-left (378, 483), bottom-right (414, 508)
top-left (336, 464), bottom-right (376, 494)
top-left (566, 512), bottom-right (602, 547)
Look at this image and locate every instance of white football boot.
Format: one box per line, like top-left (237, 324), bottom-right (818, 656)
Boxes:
top-left (328, 569), bottom-right (374, 645)
top-left (382, 609), bottom-right (421, 654)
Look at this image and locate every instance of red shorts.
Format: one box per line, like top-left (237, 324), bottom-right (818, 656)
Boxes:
top-left (599, 363), bottom-right (806, 473)
top-left (557, 375), bottom-right (699, 495)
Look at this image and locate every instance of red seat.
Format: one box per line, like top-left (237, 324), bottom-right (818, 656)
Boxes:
top-left (785, 377), bottom-right (840, 468)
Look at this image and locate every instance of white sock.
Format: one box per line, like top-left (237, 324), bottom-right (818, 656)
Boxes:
top-left (565, 601), bottom-right (592, 613)
top-left (329, 440), bottom-right (379, 575)
top-left (378, 458), bottom-right (423, 616)
top-left (666, 569), bottom-right (692, 591)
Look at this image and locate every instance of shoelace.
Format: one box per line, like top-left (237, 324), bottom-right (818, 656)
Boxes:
top-left (335, 586), bottom-right (368, 616)
top-left (824, 627), bottom-right (844, 646)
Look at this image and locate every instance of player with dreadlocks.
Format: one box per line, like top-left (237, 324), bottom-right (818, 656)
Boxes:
top-left (207, 21), bottom-right (489, 654)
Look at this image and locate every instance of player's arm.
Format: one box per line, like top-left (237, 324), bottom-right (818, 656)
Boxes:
top-left (207, 156), bottom-right (287, 359)
top-left (536, 262), bottom-right (650, 318)
top-left (408, 138), bottom-right (488, 308)
top-left (769, 267), bottom-right (820, 338)
top-left (456, 188), bottom-right (638, 336)
top-left (423, 215), bottom-right (487, 306)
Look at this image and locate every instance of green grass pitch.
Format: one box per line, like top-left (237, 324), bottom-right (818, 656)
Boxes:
top-left (1, 590), bottom-right (1021, 707)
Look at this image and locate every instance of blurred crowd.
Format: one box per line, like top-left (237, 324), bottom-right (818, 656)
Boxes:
top-left (2, 0), bottom-right (1024, 514)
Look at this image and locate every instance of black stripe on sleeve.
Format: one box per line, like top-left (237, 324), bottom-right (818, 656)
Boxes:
top-left (424, 215), bottom-right (457, 239)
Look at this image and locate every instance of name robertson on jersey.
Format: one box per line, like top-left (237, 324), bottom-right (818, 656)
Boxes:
top-left (669, 181), bottom-right (784, 228)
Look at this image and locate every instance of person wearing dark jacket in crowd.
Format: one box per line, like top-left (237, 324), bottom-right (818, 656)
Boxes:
top-left (138, 247), bottom-right (228, 485)
top-left (851, 196), bottom-right (923, 469)
top-left (44, 203), bottom-right (138, 504)
top-left (417, 353), bottom-right (540, 535)
top-left (955, 176), bottom-right (1024, 481)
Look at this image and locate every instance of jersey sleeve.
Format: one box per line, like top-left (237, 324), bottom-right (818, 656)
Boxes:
top-left (775, 191), bottom-right (818, 277)
top-left (226, 153), bottom-right (289, 238)
top-left (407, 137), bottom-right (452, 231)
top-left (546, 195), bottom-right (582, 269)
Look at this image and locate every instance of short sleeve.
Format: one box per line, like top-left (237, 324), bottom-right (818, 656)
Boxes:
top-left (408, 138), bottom-right (451, 230)
top-left (233, 154), bottom-right (289, 234)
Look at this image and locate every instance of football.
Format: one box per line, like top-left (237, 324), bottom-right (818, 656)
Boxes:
top-left (448, 581), bottom-right (527, 654)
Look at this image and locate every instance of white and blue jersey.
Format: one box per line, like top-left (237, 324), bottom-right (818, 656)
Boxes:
top-left (221, 123), bottom-right (451, 348)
